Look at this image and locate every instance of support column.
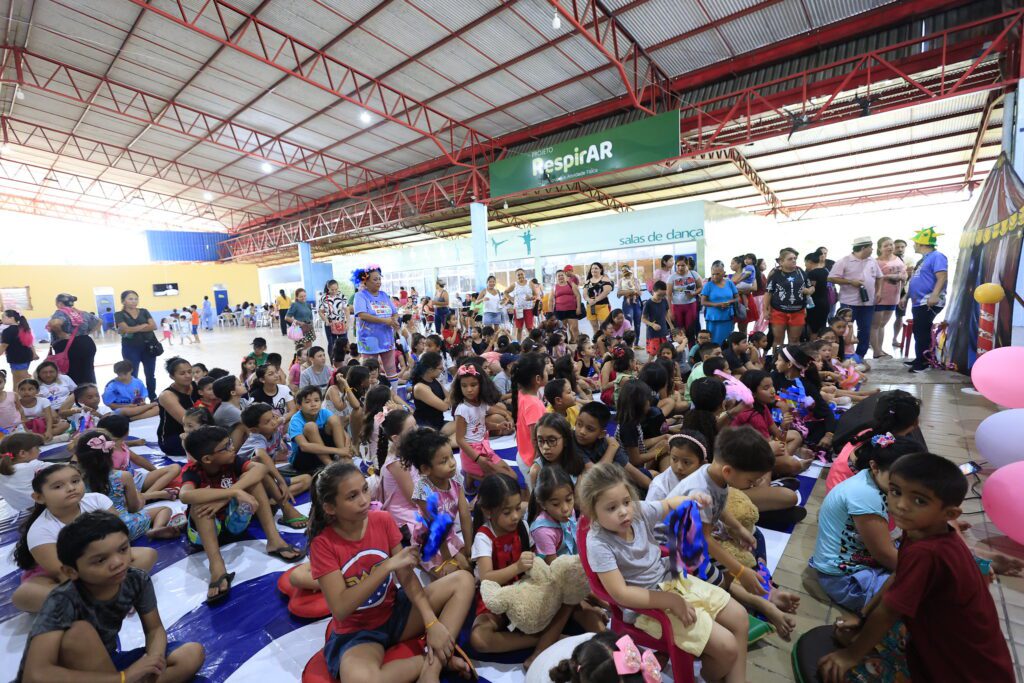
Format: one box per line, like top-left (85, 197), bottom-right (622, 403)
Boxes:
top-left (471, 202), bottom-right (489, 290)
top-left (298, 242), bottom-right (316, 297)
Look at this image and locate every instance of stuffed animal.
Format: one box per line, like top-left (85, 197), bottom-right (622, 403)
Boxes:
top-left (479, 554), bottom-right (590, 634)
top-left (718, 488), bottom-right (759, 569)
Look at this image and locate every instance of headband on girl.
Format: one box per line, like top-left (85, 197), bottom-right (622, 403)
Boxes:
top-left (613, 635), bottom-right (661, 683)
top-left (782, 347), bottom-right (805, 370)
top-left (86, 435), bottom-right (116, 453)
top-left (670, 434), bottom-right (707, 462)
top-left (871, 432), bottom-right (896, 448)
top-left (456, 364), bottom-right (479, 377)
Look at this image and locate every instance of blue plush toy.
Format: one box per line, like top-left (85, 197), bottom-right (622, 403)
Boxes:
top-left (414, 492), bottom-right (454, 562)
top-left (663, 499), bottom-right (711, 580)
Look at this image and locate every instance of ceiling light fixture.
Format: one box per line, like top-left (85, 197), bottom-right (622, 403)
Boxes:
top-left (360, 110), bottom-right (372, 124)
top-left (203, 191), bottom-right (213, 201)
top-left (260, 161), bottom-right (273, 173)
top-left (551, 11), bottom-right (561, 30)
top-left (15, 89), bottom-right (23, 101)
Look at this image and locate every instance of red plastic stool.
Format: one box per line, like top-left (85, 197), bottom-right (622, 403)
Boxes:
top-left (277, 567), bottom-right (331, 620)
top-left (900, 319), bottom-right (913, 357)
top-left (302, 621), bottom-right (426, 681)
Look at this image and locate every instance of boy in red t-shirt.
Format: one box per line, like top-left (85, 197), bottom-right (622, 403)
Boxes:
top-left (819, 452), bottom-right (1015, 683)
top-left (179, 426), bottom-right (303, 604)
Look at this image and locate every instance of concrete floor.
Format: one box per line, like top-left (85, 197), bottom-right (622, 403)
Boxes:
top-left (81, 324), bottom-right (1024, 682)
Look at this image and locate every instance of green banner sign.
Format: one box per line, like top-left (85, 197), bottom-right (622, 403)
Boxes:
top-left (489, 110), bottom-right (680, 197)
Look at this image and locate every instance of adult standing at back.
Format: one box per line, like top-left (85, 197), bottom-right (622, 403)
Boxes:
top-left (318, 279), bottom-right (348, 359)
top-left (476, 276), bottom-right (504, 328)
top-left (764, 248), bottom-right (814, 347)
top-left (353, 266), bottom-right (400, 380)
top-left (275, 289), bottom-right (291, 336)
top-left (668, 257), bottom-right (702, 340)
top-left (433, 279), bottom-right (450, 334)
top-left (200, 296), bottom-right (215, 331)
top-left (0, 310), bottom-right (36, 386)
top-left (617, 264), bottom-right (643, 335)
top-left (652, 254), bottom-right (674, 288)
top-left (870, 237), bottom-right (908, 359)
top-left (803, 250), bottom-right (831, 337)
top-left (700, 261), bottom-right (739, 345)
top-left (506, 268), bottom-right (536, 342)
top-left (828, 237), bottom-right (883, 361)
top-left (906, 228), bottom-right (947, 374)
top-left (50, 293), bottom-right (99, 385)
top-left (114, 290), bottom-right (160, 401)
top-left (285, 288), bottom-right (315, 352)
top-left (583, 262), bottom-right (613, 333)
top-left (552, 270), bottom-right (582, 342)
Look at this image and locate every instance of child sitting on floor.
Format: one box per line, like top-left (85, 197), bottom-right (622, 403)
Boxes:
top-left (180, 426), bottom-right (303, 604)
top-left (306, 461), bottom-right (476, 682)
top-left (287, 386), bottom-right (352, 474)
top-left (645, 431), bottom-right (709, 503)
top-left (401, 427), bottom-right (472, 577)
top-left (579, 462), bottom-right (749, 683)
top-left (819, 453), bottom-right (1015, 683)
top-left (665, 426), bottom-right (801, 641)
top-left (529, 413), bottom-right (588, 489)
top-left (573, 401), bottom-right (651, 490)
top-left (238, 403), bottom-right (311, 530)
top-left (11, 464), bottom-right (157, 614)
top-left (452, 360), bottom-right (516, 492)
top-left (101, 360), bottom-right (159, 420)
top-left (15, 511), bottom-right (204, 683)
top-left (97, 414), bottom-right (180, 503)
top-left (0, 432), bottom-right (47, 512)
top-left (734, 370), bottom-right (812, 477)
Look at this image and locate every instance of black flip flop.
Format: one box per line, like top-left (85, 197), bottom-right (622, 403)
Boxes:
top-left (269, 545), bottom-right (305, 563)
top-left (771, 477), bottom-right (801, 490)
top-left (205, 571), bottom-right (235, 605)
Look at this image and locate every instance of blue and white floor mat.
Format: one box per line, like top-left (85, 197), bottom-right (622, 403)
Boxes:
top-left (0, 416), bottom-right (819, 683)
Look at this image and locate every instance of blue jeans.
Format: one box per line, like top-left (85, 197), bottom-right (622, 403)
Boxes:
top-left (434, 306), bottom-right (449, 334)
top-left (850, 305), bottom-right (875, 359)
top-left (622, 299), bottom-right (642, 337)
top-left (814, 565), bottom-right (890, 612)
top-left (121, 342), bottom-right (157, 401)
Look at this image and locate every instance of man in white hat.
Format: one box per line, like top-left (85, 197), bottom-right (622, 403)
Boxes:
top-left (828, 236), bottom-right (883, 360)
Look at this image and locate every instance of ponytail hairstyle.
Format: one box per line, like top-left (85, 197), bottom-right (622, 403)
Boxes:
top-left (307, 461), bottom-right (362, 542)
top-left (683, 377), bottom-right (727, 456)
top-left (853, 434), bottom-right (923, 473)
top-left (14, 464), bottom-right (79, 570)
top-left (410, 351), bottom-right (442, 386)
top-left (549, 630), bottom-right (645, 683)
top-left (449, 358), bottom-right (501, 408)
top-left (528, 464), bottom-right (575, 524)
top-left (851, 390), bottom-right (921, 448)
top-left (360, 385), bottom-right (393, 448)
top-left (345, 365), bottom-right (371, 401)
top-left (610, 344), bottom-right (634, 373)
top-left (796, 344), bottom-right (824, 389)
top-left (0, 432), bottom-right (45, 476)
top-left (75, 429), bottom-right (118, 496)
top-left (472, 473), bottom-right (529, 550)
top-left (376, 409), bottom-right (412, 469)
top-left (3, 309), bottom-right (33, 346)
top-left (510, 352), bottom-right (547, 423)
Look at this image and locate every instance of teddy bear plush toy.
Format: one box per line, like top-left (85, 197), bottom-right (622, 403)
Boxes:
top-left (479, 554), bottom-right (591, 634)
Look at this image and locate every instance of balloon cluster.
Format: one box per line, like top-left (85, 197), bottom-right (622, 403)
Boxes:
top-left (972, 347), bottom-right (1024, 545)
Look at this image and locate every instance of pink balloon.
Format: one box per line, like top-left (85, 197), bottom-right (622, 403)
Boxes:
top-left (972, 347), bottom-right (1024, 408)
top-left (982, 461), bottom-right (1024, 545)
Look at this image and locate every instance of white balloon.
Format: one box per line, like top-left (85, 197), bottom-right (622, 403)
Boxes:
top-left (975, 409), bottom-right (1024, 469)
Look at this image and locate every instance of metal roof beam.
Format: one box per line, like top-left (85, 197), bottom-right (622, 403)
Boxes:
top-left (700, 148), bottom-right (789, 217)
top-left (546, 0), bottom-right (674, 114)
top-left (0, 190), bottom-right (185, 230)
top-left (965, 91), bottom-right (1002, 188)
top-left (489, 208), bottom-right (537, 231)
top-left (0, 116), bottom-right (313, 213)
top-left (126, 0), bottom-right (500, 168)
top-left (0, 47), bottom-right (386, 193)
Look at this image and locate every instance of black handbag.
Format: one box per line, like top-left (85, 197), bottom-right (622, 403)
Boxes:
top-left (144, 337), bottom-right (164, 357)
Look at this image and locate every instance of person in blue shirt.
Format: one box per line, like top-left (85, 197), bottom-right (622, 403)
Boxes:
top-left (352, 267), bottom-right (400, 380)
top-left (102, 360), bottom-right (159, 420)
top-left (287, 386), bottom-right (352, 473)
top-left (905, 228), bottom-right (947, 373)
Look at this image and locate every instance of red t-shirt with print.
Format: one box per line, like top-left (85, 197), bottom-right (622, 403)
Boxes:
top-left (309, 510), bottom-right (403, 634)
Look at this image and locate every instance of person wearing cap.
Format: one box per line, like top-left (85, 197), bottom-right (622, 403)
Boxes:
top-left (827, 237), bottom-right (884, 360)
top-left (50, 293), bottom-right (100, 385)
top-left (247, 337), bottom-right (269, 367)
top-left (905, 227), bottom-right (947, 373)
top-left (617, 263), bottom-right (643, 338)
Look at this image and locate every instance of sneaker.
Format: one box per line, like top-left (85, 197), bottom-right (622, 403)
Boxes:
top-left (902, 360), bottom-right (914, 366)
top-left (908, 366), bottom-right (928, 374)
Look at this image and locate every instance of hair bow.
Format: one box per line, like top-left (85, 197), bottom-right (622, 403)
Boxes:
top-left (612, 346), bottom-right (627, 359)
top-left (871, 432), bottom-right (896, 448)
top-left (456, 364), bottom-right (479, 377)
top-left (373, 406), bottom-right (392, 429)
top-left (0, 452), bottom-right (13, 460)
top-left (612, 635), bottom-right (661, 683)
top-left (86, 435), bottom-right (116, 453)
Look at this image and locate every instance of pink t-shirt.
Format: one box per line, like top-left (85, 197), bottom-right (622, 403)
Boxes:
top-left (516, 393), bottom-right (546, 467)
top-left (381, 453), bottom-right (420, 531)
top-left (826, 441), bottom-right (858, 492)
top-left (830, 254), bottom-right (884, 306)
top-left (875, 257), bottom-right (907, 306)
top-left (0, 391), bottom-right (22, 432)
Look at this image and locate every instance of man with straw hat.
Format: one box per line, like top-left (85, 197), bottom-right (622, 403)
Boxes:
top-left (828, 236), bottom-right (883, 361)
top-left (905, 227), bottom-right (947, 373)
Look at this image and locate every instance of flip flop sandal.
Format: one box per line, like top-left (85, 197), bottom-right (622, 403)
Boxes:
top-left (204, 571), bottom-right (235, 605)
top-left (281, 516), bottom-right (309, 530)
top-left (770, 477), bottom-right (801, 490)
top-left (269, 545), bottom-right (306, 563)
top-left (448, 644), bottom-right (478, 681)
top-left (167, 512), bottom-right (187, 532)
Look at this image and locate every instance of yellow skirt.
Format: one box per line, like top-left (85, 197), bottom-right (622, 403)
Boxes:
top-left (634, 575), bottom-right (731, 656)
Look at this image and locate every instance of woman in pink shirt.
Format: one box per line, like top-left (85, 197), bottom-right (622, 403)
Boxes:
top-left (869, 237), bottom-right (908, 359)
top-left (551, 270), bottom-right (582, 342)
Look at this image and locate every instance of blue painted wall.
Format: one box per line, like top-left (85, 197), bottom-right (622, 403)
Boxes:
top-left (146, 231), bottom-right (227, 262)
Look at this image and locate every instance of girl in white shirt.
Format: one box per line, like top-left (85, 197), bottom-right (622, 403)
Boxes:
top-left (34, 362), bottom-right (76, 406)
top-left (16, 379), bottom-right (69, 443)
top-left (10, 463), bottom-right (156, 613)
top-left (0, 432), bottom-right (47, 511)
